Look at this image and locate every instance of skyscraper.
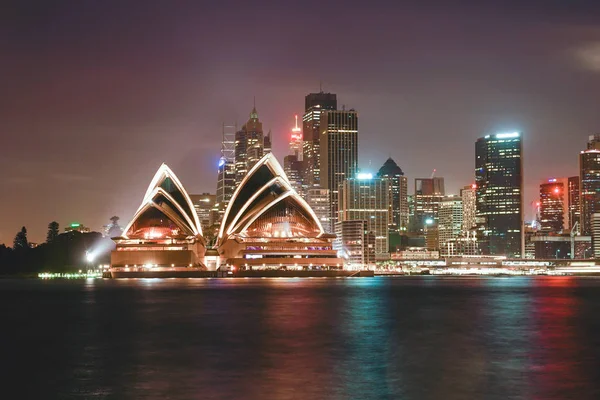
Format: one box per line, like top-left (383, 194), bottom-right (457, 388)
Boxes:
top-left (289, 115), bottom-right (303, 160)
top-left (338, 175), bottom-right (389, 260)
top-left (302, 91), bottom-right (337, 188)
top-left (334, 220), bottom-right (375, 268)
top-left (438, 196), bottom-right (464, 256)
top-left (412, 177), bottom-right (445, 232)
top-left (460, 184), bottom-right (477, 232)
top-left (539, 178), bottom-right (570, 233)
top-left (283, 154), bottom-right (304, 196)
top-left (306, 188), bottom-right (332, 233)
top-left (580, 135), bottom-right (600, 235)
top-left (320, 109), bottom-right (359, 228)
top-left (216, 123), bottom-right (236, 210)
top-left (235, 106), bottom-right (266, 186)
top-left (475, 132), bottom-right (524, 257)
top-left (568, 176), bottom-right (581, 230)
top-left (377, 158), bottom-right (409, 232)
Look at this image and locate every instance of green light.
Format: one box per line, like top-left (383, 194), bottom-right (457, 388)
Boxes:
top-left (70, 223), bottom-right (81, 227)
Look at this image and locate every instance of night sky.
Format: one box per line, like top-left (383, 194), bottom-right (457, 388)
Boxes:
top-left (2, 0), bottom-right (600, 244)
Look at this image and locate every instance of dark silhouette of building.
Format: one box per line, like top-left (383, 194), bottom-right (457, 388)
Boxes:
top-left (377, 158), bottom-right (408, 232)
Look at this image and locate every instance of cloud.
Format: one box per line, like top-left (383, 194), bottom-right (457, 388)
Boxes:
top-left (576, 42), bottom-right (600, 71)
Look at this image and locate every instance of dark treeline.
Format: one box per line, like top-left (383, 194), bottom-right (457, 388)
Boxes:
top-left (0, 225), bottom-right (115, 276)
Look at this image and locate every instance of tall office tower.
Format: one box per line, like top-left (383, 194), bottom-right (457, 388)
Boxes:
top-left (377, 158), bottom-right (409, 232)
top-left (338, 175), bottom-right (390, 260)
top-left (580, 135), bottom-right (600, 235)
top-left (475, 132), bottom-right (524, 257)
top-left (302, 91), bottom-right (337, 187)
top-left (568, 176), bottom-right (580, 230)
top-left (413, 177), bottom-right (445, 232)
top-left (460, 184), bottom-right (477, 232)
top-left (264, 129), bottom-right (272, 155)
top-left (320, 109), bottom-right (359, 228)
top-left (283, 154), bottom-right (304, 196)
top-left (189, 193), bottom-right (216, 233)
top-left (306, 188), bottom-right (332, 233)
top-left (216, 123), bottom-right (237, 210)
top-left (438, 196), bottom-right (464, 256)
top-left (289, 115), bottom-right (303, 160)
top-left (593, 213), bottom-right (600, 258)
top-left (539, 178), bottom-right (571, 233)
top-left (334, 220), bottom-right (375, 268)
top-left (235, 106), bottom-right (265, 185)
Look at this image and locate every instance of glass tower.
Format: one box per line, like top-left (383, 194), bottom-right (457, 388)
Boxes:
top-left (475, 132), bottom-right (523, 257)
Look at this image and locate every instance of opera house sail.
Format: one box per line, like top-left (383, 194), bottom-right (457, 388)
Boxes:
top-left (111, 164), bottom-right (207, 270)
top-left (217, 153), bottom-right (343, 270)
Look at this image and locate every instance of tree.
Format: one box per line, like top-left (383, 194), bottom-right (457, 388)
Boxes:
top-left (46, 221), bottom-right (60, 243)
top-left (13, 227), bottom-right (29, 250)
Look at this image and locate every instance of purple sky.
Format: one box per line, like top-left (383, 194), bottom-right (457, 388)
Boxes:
top-left (1, 0), bottom-right (600, 244)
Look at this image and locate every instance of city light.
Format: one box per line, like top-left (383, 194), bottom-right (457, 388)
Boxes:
top-left (425, 218), bottom-right (434, 225)
top-left (356, 173), bottom-right (373, 179)
top-left (85, 251), bottom-right (94, 263)
top-left (496, 132), bottom-right (520, 139)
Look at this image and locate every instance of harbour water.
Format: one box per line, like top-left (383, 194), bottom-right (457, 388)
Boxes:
top-left (1, 276), bottom-right (600, 399)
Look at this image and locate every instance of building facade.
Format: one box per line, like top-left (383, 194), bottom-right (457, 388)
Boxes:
top-left (217, 154), bottom-right (342, 269)
top-left (377, 157), bottom-right (409, 232)
top-left (320, 109), bottom-right (359, 228)
top-left (306, 188), bottom-right (332, 233)
top-left (334, 220), bottom-right (376, 268)
top-left (338, 176), bottom-right (389, 260)
top-left (539, 178), bottom-right (570, 233)
top-left (475, 132), bottom-right (524, 258)
top-left (460, 184), bottom-right (477, 232)
top-left (438, 196), bottom-right (464, 256)
top-left (189, 193), bottom-right (217, 233)
top-left (235, 106), bottom-right (269, 186)
top-left (302, 92), bottom-right (337, 188)
top-left (412, 177), bottom-right (445, 233)
top-left (580, 135), bottom-right (600, 235)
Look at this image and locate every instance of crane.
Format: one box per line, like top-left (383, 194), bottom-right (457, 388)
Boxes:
top-left (570, 221), bottom-right (580, 259)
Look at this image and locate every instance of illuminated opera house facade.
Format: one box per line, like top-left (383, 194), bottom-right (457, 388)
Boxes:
top-left (111, 154), bottom-right (343, 271)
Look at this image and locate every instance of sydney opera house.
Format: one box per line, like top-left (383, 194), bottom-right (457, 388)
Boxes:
top-left (111, 154), bottom-right (343, 273)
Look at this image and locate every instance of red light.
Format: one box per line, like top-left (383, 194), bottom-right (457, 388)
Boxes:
top-left (471, 183), bottom-right (477, 189)
top-left (554, 187), bottom-right (560, 194)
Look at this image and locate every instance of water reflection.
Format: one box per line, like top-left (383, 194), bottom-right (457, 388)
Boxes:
top-left (2, 278), bottom-right (600, 399)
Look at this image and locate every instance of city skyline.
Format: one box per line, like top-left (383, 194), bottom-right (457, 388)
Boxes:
top-left (2, 1), bottom-right (600, 244)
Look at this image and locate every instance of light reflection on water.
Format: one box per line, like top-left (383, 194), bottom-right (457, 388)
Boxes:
top-left (1, 277), bottom-right (600, 399)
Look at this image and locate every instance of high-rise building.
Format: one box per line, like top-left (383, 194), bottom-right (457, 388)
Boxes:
top-left (338, 175), bottom-right (389, 260)
top-left (475, 132), bottom-right (524, 257)
top-left (539, 178), bottom-right (571, 233)
top-left (438, 196), bottom-right (463, 256)
top-left (189, 193), bottom-right (216, 233)
top-left (283, 154), bottom-right (304, 196)
top-left (320, 109), bottom-right (359, 228)
top-left (580, 135), bottom-right (600, 235)
top-left (235, 106), bottom-right (266, 186)
top-left (306, 188), bottom-right (332, 233)
top-left (568, 176), bottom-right (580, 230)
top-left (216, 123), bottom-right (236, 211)
top-left (460, 184), bottom-right (477, 232)
top-left (412, 177), bottom-right (445, 232)
top-left (377, 158), bottom-right (409, 232)
top-left (334, 220), bottom-right (376, 268)
top-left (593, 213), bottom-right (600, 258)
top-left (289, 115), bottom-right (303, 160)
top-left (302, 91), bottom-right (337, 188)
